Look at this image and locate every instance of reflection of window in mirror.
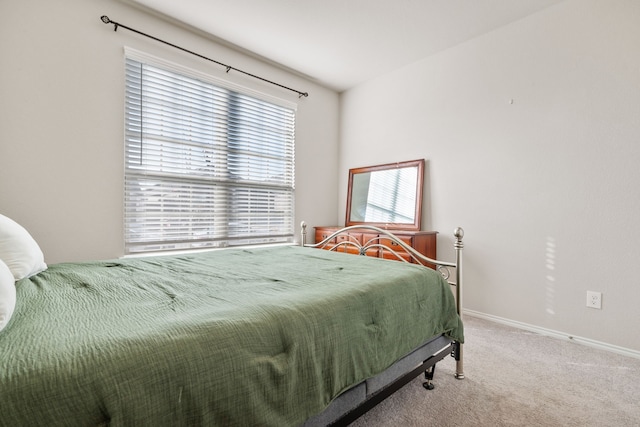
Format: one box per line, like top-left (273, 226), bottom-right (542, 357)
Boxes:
top-left (350, 168), bottom-right (417, 224)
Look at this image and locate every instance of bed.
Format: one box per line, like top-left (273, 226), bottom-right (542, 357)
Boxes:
top-left (0, 219), bottom-right (464, 427)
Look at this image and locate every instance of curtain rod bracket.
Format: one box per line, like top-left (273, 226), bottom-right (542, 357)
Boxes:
top-left (100, 15), bottom-right (309, 98)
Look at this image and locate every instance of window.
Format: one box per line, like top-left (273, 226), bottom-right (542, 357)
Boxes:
top-left (124, 52), bottom-right (296, 254)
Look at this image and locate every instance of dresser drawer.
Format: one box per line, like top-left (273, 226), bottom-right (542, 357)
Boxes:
top-left (336, 232), bottom-right (362, 245)
top-left (361, 233), bottom-right (381, 257)
top-left (378, 236), bottom-right (413, 250)
top-left (335, 232), bottom-right (361, 254)
top-left (315, 229), bottom-right (336, 244)
top-left (379, 236), bottom-right (413, 262)
top-left (380, 250), bottom-right (412, 262)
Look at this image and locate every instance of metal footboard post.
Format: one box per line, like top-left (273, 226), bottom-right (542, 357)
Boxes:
top-left (301, 222), bottom-right (308, 246)
top-left (454, 227), bottom-right (464, 379)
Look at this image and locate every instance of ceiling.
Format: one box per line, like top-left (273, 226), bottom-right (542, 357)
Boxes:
top-left (129, 0), bottom-right (563, 92)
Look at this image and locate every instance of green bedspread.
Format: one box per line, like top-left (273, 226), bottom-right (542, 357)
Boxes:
top-left (0, 246), bottom-right (462, 426)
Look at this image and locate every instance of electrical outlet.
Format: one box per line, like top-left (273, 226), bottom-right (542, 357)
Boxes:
top-left (586, 291), bottom-right (602, 309)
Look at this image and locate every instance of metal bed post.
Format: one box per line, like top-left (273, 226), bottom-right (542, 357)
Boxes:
top-left (301, 221), bottom-right (308, 246)
top-left (453, 227), bottom-right (465, 379)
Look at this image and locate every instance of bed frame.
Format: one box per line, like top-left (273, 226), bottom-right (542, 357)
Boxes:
top-left (300, 222), bottom-right (464, 426)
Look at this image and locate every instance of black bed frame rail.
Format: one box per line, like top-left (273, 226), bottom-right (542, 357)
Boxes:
top-left (328, 342), bottom-right (456, 426)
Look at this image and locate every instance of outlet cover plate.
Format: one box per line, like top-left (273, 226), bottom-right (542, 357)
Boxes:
top-left (586, 291), bottom-right (602, 309)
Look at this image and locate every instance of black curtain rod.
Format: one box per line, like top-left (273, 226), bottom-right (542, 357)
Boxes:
top-left (100, 15), bottom-right (309, 98)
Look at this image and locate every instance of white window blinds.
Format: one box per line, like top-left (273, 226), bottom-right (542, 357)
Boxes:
top-left (124, 56), bottom-right (296, 254)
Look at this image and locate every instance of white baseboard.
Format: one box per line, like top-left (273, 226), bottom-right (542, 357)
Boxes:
top-left (464, 309), bottom-right (640, 360)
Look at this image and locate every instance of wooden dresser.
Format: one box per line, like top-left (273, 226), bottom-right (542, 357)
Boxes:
top-left (314, 226), bottom-right (438, 268)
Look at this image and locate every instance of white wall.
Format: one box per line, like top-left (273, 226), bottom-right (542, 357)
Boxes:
top-left (0, 0), bottom-right (340, 263)
top-left (340, 0), bottom-right (640, 352)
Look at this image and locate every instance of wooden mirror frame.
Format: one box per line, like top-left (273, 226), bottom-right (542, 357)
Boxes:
top-left (345, 159), bottom-right (424, 231)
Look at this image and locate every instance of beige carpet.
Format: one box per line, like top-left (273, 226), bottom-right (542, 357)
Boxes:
top-left (351, 315), bottom-right (640, 426)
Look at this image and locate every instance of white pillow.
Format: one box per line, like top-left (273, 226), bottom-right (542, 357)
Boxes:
top-left (0, 259), bottom-right (16, 332)
top-left (0, 214), bottom-right (47, 280)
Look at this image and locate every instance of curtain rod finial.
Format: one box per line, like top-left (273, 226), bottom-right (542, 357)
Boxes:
top-left (100, 15), bottom-right (118, 31)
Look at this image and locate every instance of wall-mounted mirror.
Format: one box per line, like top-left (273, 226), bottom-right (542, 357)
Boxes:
top-left (345, 159), bottom-right (424, 231)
